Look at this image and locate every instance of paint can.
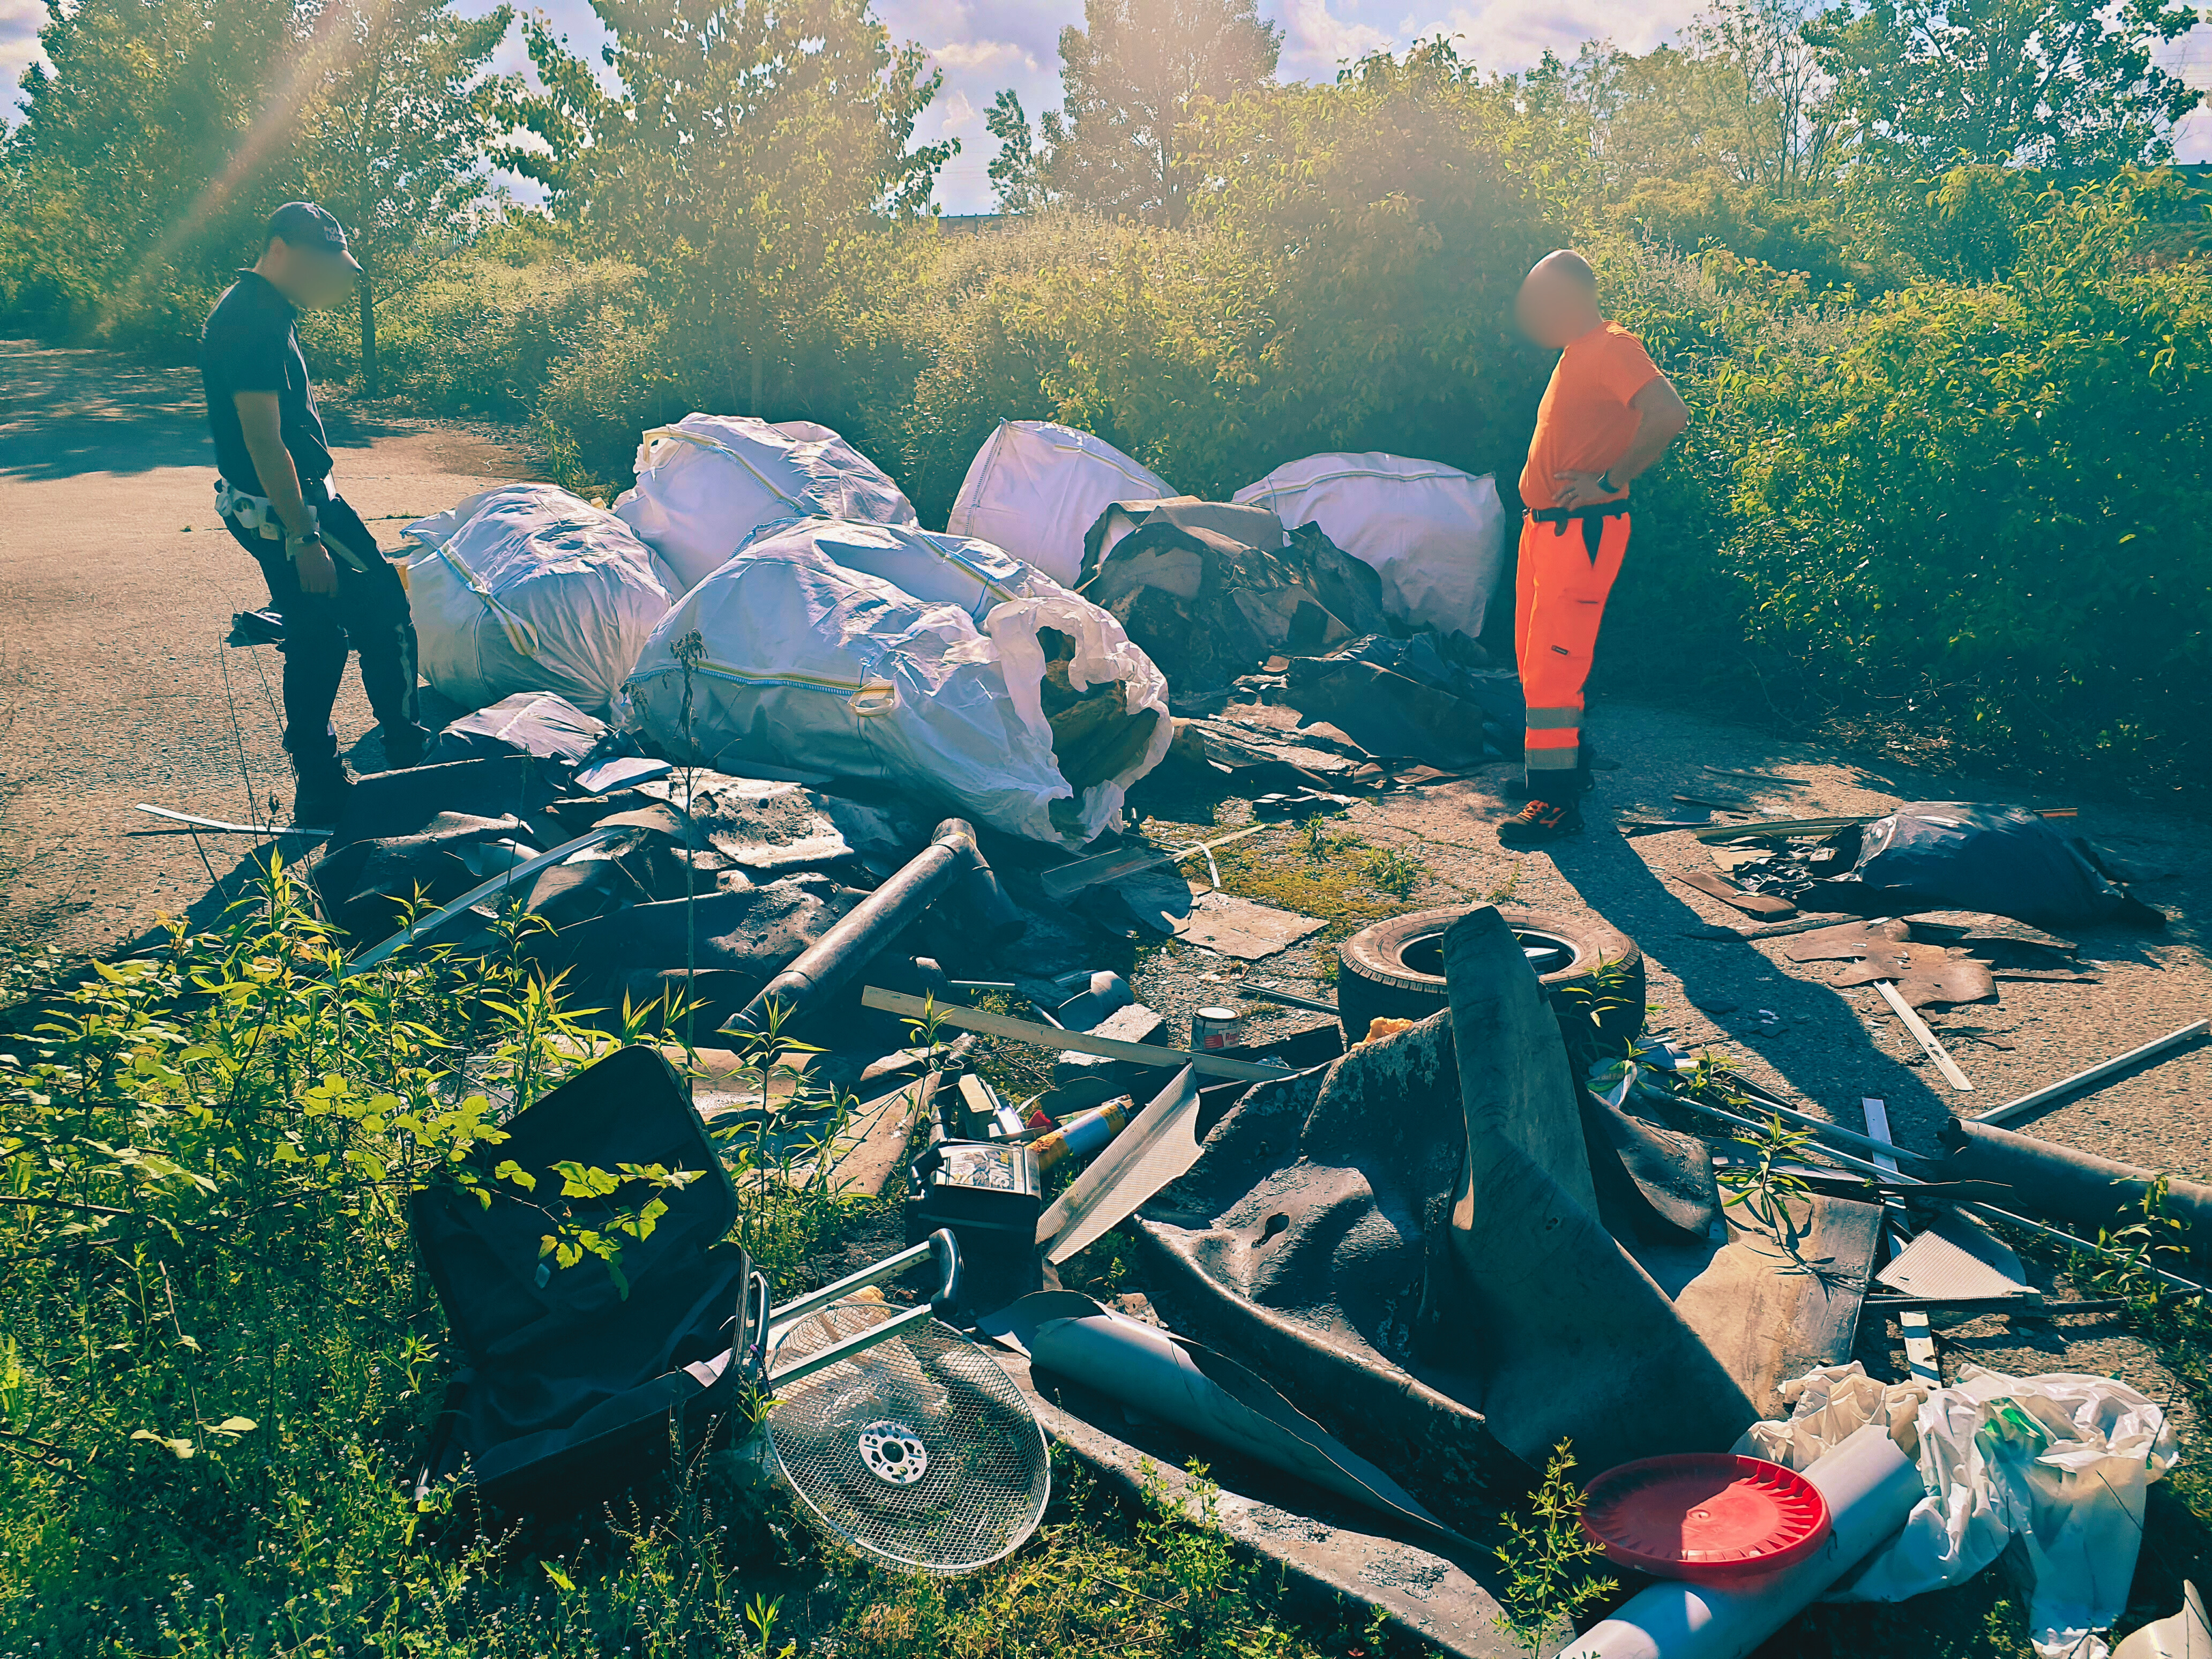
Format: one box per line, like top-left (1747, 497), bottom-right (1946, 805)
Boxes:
top-left (1191, 1006), bottom-right (1242, 1052)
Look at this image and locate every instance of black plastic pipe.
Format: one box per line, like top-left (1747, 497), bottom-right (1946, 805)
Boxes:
top-left (1941, 1115), bottom-right (2212, 1250)
top-left (724, 817), bottom-right (1023, 1034)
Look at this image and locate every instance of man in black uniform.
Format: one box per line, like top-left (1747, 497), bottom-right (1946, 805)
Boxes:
top-left (201, 201), bottom-right (427, 826)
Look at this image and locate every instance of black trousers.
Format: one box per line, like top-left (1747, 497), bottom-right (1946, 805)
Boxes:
top-left (222, 488), bottom-right (419, 775)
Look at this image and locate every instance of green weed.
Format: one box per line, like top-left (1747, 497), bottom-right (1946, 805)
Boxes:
top-left (1492, 1439), bottom-right (1616, 1656)
top-left (1360, 846), bottom-right (1426, 899)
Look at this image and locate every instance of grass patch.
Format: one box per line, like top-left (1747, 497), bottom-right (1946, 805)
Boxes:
top-left (0, 862), bottom-right (1410, 1659)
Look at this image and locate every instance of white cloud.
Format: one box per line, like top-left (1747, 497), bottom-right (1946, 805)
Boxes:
top-left (1275, 0), bottom-right (1393, 83)
top-left (1, 0), bottom-right (53, 120)
top-left (930, 38), bottom-right (1040, 76)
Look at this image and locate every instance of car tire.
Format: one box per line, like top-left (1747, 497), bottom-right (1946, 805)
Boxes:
top-left (1334, 904), bottom-right (1646, 1050)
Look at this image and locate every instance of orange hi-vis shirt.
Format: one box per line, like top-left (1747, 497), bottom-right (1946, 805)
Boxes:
top-left (1518, 321), bottom-right (1663, 511)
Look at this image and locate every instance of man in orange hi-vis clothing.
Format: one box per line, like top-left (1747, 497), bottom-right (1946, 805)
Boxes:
top-left (1498, 250), bottom-right (1690, 846)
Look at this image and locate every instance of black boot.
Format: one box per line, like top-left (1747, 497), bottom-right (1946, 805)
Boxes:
top-left (379, 720), bottom-right (434, 770)
top-left (290, 756), bottom-right (354, 831)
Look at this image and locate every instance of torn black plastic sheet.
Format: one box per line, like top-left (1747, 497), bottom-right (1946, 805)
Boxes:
top-left (980, 1290), bottom-right (1462, 1545)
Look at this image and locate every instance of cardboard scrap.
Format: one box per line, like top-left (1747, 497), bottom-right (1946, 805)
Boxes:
top-left (1100, 868), bottom-right (1326, 961)
top-left (1783, 918), bottom-right (1915, 962)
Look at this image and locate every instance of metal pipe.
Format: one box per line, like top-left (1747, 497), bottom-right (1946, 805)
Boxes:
top-left (1676, 1093), bottom-right (2212, 1293)
top-left (1574, 1424), bottom-right (1922, 1659)
top-left (1972, 1019), bottom-right (2209, 1126)
top-left (1235, 983), bottom-right (1342, 1018)
top-left (725, 818), bottom-right (1020, 1034)
top-left (1719, 1081), bottom-right (1945, 1169)
top-left (1943, 1115), bottom-right (2212, 1247)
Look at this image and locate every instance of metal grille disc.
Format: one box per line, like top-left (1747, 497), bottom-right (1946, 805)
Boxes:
top-left (765, 1301), bottom-right (1050, 1575)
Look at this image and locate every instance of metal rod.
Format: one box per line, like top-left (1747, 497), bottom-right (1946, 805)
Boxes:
top-left (341, 825), bottom-right (625, 977)
top-left (1875, 978), bottom-right (1975, 1090)
top-left (1235, 983), bottom-right (1342, 1017)
top-left (134, 804), bottom-right (330, 838)
top-left (765, 1301), bottom-right (938, 1389)
top-left (861, 986), bottom-right (1284, 1081)
top-left (1972, 1019), bottom-right (2210, 1125)
top-left (766, 1234), bottom-right (948, 1335)
top-left (1720, 1081), bottom-right (1944, 1168)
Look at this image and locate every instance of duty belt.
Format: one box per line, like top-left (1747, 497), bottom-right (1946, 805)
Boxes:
top-left (215, 475), bottom-right (370, 572)
top-left (1526, 500), bottom-right (1630, 524)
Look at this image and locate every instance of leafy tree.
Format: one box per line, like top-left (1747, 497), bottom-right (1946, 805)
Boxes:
top-left (297, 0), bottom-right (518, 396)
top-left (986, 88), bottom-right (1051, 214)
top-left (504, 0), bottom-right (954, 410)
top-left (1805, 0), bottom-right (2204, 174)
top-left (1046, 0), bottom-right (1282, 226)
top-left (1180, 41), bottom-right (1568, 488)
top-left (0, 0), bottom-right (297, 334)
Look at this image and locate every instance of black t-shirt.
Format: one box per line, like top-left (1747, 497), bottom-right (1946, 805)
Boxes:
top-left (200, 270), bottom-right (332, 494)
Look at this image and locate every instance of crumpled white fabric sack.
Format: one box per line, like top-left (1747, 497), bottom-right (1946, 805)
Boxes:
top-left (403, 483), bottom-right (674, 716)
top-left (947, 419), bottom-right (1172, 588)
top-left (614, 414), bottom-right (916, 592)
top-left (1833, 1366), bottom-right (2180, 1659)
top-left (1232, 452), bottom-right (1507, 641)
top-left (620, 519), bottom-right (1170, 847)
top-left (1735, 1361), bottom-right (1931, 1470)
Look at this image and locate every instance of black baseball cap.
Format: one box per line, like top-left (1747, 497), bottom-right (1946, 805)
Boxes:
top-left (266, 201), bottom-right (361, 271)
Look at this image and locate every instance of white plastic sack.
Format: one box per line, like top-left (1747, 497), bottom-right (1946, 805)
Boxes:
top-left (403, 483), bottom-right (674, 717)
top-left (1735, 1361), bottom-right (1930, 1471)
top-left (1836, 1366), bottom-right (2181, 1659)
top-left (1232, 452), bottom-right (1506, 640)
top-left (621, 519), bottom-right (1170, 847)
top-left (614, 414), bottom-right (916, 592)
top-left (947, 419), bottom-right (1173, 588)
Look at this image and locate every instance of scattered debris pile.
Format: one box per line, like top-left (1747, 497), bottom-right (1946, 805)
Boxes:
top-left (1680, 804), bottom-right (2167, 930)
top-left (1074, 497), bottom-right (1389, 687)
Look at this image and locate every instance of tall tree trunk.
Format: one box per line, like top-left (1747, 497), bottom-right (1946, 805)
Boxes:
top-left (358, 271), bottom-right (379, 400)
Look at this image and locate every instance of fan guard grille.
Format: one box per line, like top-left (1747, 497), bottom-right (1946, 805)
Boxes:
top-left (765, 1301), bottom-right (1049, 1575)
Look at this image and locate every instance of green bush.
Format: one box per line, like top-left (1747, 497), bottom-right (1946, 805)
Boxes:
top-left (300, 248), bottom-right (647, 421)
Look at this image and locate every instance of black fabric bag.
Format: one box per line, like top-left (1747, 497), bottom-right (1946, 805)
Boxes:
top-left (412, 1045), bottom-right (746, 1516)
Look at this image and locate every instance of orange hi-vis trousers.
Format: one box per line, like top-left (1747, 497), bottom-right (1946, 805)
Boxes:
top-left (1516, 507), bottom-right (1630, 787)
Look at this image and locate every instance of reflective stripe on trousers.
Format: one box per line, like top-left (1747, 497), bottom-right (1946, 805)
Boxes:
top-left (1516, 510), bottom-right (1630, 783)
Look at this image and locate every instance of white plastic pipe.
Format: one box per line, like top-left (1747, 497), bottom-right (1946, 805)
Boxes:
top-left (1572, 1422), bottom-right (1922, 1659)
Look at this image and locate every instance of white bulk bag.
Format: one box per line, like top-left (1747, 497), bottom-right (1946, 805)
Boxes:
top-left (947, 419), bottom-right (1173, 588)
top-left (402, 483), bottom-right (674, 716)
top-left (614, 414), bottom-right (917, 592)
top-left (1234, 453), bottom-right (1506, 640)
top-left (622, 520), bottom-right (1170, 847)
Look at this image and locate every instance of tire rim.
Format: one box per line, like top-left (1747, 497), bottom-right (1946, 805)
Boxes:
top-left (1399, 926), bottom-right (1579, 980)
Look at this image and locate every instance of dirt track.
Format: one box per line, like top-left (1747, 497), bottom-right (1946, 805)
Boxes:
top-left (4, 334), bottom-right (2208, 1410)
top-left (0, 338), bottom-right (528, 965)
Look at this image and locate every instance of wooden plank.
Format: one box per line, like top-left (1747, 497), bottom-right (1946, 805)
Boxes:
top-left (1873, 979), bottom-right (1975, 1090)
top-left (1670, 866), bottom-right (1798, 918)
top-left (859, 987), bottom-right (1283, 1081)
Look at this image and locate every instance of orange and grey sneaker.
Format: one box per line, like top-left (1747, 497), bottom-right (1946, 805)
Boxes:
top-left (1497, 795), bottom-right (1583, 845)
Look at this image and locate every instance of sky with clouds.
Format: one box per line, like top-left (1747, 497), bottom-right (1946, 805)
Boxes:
top-left (2, 0), bottom-right (2206, 213)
